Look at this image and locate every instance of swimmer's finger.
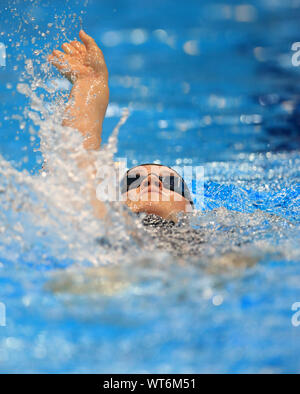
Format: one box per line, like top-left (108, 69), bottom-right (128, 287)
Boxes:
top-left (61, 43), bottom-right (77, 56)
top-left (47, 53), bottom-right (61, 66)
top-left (52, 49), bottom-right (66, 59)
top-left (52, 50), bottom-right (73, 66)
top-left (48, 56), bottom-right (68, 72)
top-left (48, 52), bottom-right (72, 72)
top-left (70, 40), bottom-right (86, 54)
top-left (79, 30), bottom-right (100, 52)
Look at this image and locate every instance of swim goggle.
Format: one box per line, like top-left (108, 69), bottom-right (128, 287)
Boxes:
top-left (120, 163), bottom-right (194, 207)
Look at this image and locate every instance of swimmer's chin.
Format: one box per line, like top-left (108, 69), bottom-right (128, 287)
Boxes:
top-left (126, 200), bottom-right (179, 222)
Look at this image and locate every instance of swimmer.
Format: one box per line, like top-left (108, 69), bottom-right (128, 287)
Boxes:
top-left (48, 30), bottom-right (194, 222)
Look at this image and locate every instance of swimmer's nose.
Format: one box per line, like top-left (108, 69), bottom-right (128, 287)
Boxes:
top-left (140, 174), bottom-right (162, 191)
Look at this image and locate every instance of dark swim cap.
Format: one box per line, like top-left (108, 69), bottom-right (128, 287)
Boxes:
top-left (120, 163), bottom-right (194, 207)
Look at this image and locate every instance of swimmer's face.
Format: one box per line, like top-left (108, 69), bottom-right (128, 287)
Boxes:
top-left (121, 165), bottom-right (193, 221)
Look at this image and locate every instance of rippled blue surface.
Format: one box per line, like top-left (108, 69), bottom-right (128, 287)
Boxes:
top-left (0, 0), bottom-right (300, 373)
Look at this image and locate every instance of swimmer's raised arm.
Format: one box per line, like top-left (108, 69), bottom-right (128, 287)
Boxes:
top-left (47, 30), bottom-right (109, 218)
top-left (48, 30), bottom-right (109, 150)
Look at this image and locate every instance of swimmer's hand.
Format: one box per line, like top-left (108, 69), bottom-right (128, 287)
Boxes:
top-left (48, 30), bottom-right (108, 84)
top-left (47, 30), bottom-right (109, 152)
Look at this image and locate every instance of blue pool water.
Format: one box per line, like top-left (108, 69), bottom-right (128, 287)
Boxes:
top-left (0, 0), bottom-right (300, 373)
